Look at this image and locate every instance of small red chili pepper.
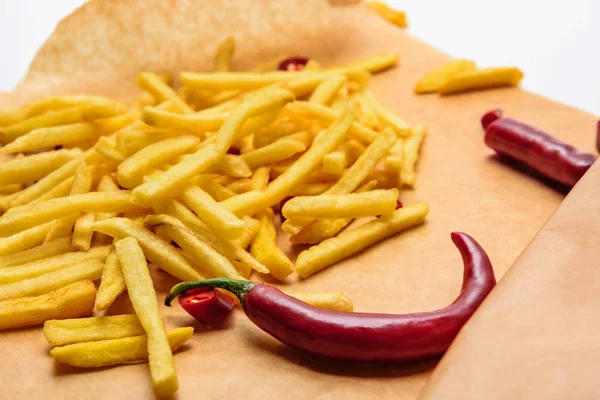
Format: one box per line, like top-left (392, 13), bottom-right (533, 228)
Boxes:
top-left (166, 232), bottom-right (495, 363)
top-left (481, 109), bottom-right (503, 129)
top-left (483, 110), bottom-right (597, 188)
top-left (277, 57), bottom-right (309, 71)
top-left (178, 287), bottom-right (236, 325)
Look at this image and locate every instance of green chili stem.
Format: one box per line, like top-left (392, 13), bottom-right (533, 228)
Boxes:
top-left (165, 278), bottom-right (261, 306)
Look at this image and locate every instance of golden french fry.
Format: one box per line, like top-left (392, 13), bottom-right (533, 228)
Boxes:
top-left (145, 216), bottom-right (242, 279)
top-left (287, 292), bottom-right (354, 312)
top-left (282, 189), bottom-right (399, 219)
top-left (356, 92), bottom-right (382, 129)
top-left (226, 179), bottom-right (253, 194)
top-left (236, 216), bottom-right (260, 249)
top-left (43, 314), bottom-right (142, 346)
top-left (251, 167), bottom-right (270, 190)
top-left (1, 123), bottom-right (98, 154)
top-left (117, 136), bottom-right (200, 188)
top-left (290, 180), bottom-right (378, 244)
top-left (153, 203), bottom-right (268, 275)
top-left (7, 157), bottom-right (82, 208)
top-left (385, 138), bottom-right (404, 173)
top-left (251, 208), bottom-right (294, 280)
top-left (289, 182), bottom-right (332, 196)
top-left (46, 163), bottom-right (94, 242)
top-left (0, 221), bottom-right (54, 256)
top-left (1, 108), bottom-right (88, 143)
top-left (215, 88), bottom-right (294, 154)
top-left (49, 327), bottom-right (193, 368)
top-left (0, 238), bottom-right (71, 268)
top-left (72, 212), bottom-right (96, 251)
top-left (0, 280), bottom-right (96, 330)
top-left (0, 107), bottom-right (28, 127)
top-left (222, 105), bottom-right (355, 217)
top-left (91, 115), bottom-right (133, 135)
top-left (296, 202), bottom-right (429, 278)
top-left (92, 217), bottom-right (202, 281)
top-left (115, 237), bottom-right (178, 397)
top-left (196, 177), bottom-right (237, 201)
top-left (133, 143), bottom-right (221, 205)
top-left (207, 154), bottom-right (252, 178)
top-left (213, 36), bottom-right (235, 72)
top-left (0, 183), bottom-right (23, 195)
top-left (0, 246), bottom-right (108, 284)
top-left (137, 72), bottom-right (193, 113)
top-left (127, 92), bottom-right (158, 119)
top-left (95, 246), bottom-right (125, 311)
top-left (252, 121), bottom-right (302, 148)
top-left (93, 136), bottom-right (126, 163)
top-left (34, 176), bottom-right (74, 202)
top-left (332, 53), bottom-right (399, 74)
top-left (141, 107), bottom-right (227, 133)
top-left (401, 125), bottom-right (427, 188)
top-left (309, 75), bottom-right (347, 105)
top-left (0, 149), bottom-right (80, 186)
top-left (367, 1), bottom-right (408, 28)
top-left (241, 139), bottom-right (306, 169)
top-left (0, 192), bottom-right (141, 237)
top-left (0, 258), bottom-right (103, 301)
top-left (116, 129), bottom-right (180, 156)
top-left (181, 185), bottom-right (245, 240)
top-left (414, 59), bottom-right (477, 94)
top-left (284, 101), bottom-right (377, 143)
top-left (438, 66), bottom-right (524, 95)
top-left (362, 90), bottom-right (410, 135)
top-left (96, 174), bottom-right (120, 222)
top-left (25, 95), bottom-right (122, 117)
top-left (322, 148), bottom-right (349, 175)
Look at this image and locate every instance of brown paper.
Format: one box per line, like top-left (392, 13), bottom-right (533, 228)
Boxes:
top-left (0, 0), bottom-right (597, 398)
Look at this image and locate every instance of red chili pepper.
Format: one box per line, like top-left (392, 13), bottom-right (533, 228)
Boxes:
top-left (178, 287), bottom-right (236, 325)
top-left (481, 109), bottom-right (503, 129)
top-left (483, 110), bottom-right (597, 187)
top-left (277, 57), bottom-right (309, 71)
top-left (166, 232), bottom-right (495, 363)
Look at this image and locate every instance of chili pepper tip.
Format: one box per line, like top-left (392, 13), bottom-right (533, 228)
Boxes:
top-left (481, 109), bottom-right (503, 129)
top-left (165, 278), bottom-right (261, 306)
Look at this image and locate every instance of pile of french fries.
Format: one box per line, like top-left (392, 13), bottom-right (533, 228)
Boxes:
top-left (0, 37), bottom-right (428, 396)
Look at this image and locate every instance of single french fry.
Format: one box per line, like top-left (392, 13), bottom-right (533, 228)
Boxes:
top-left (49, 327), bottom-right (193, 368)
top-left (385, 138), bottom-right (404, 173)
top-left (0, 246), bottom-right (109, 284)
top-left (289, 182), bottom-right (332, 196)
top-left (1, 108), bottom-right (88, 143)
top-left (7, 157), bottom-right (82, 208)
top-left (251, 208), bottom-right (294, 280)
top-left (95, 247), bottom-right (125, 311)
top-left (226, 179), bottom-right (253, 194)
top-left (438, 67), bottom-right (524, 95)
top-left (26, 95), bottom-right (122, 117)
top-left (0, 192), bottom-right (141, 237)
top-left (116, 129), bottom-right (180, 156)
top-left (367, 1), bottom-right (408, 28)
top-left (137, 72), bottom-right (193, 114)
top-left (34, 176), bottom-right (74, 202)
top-left (356, 91), bottom-right (382, 129)
top-left (180, 185), bottom-right (245, 240)
top-left (196, 178), bottom-right (237, 201)
top-left (401, 125), bottom-right (427, 188)
top-left (414, 59), bottom-right (477, 94)
top-left (92, 218), bottom-right (202, 281)
top-left (206, 154), bottom-right (252, 178)
top-left (363, 90), bottom-right (410, 136)
top-left (72, 212), bottom-right (96, 251)
top-left (0, 149), bottom-right (81, 186)
top-left (0, 258), bottom-right (103, 301)
top-left (0, 238), bottom-right (71, 268)
top-left (296, 202), bottom-right (429, 278)
top-left (43, 314), bottom-right (142, 346)
top-left (287, 292), bottom-right (354, 312)
top-left (146, 216), bottom-right (242, 279)
top-left (93, 136), bottom-right (126, 163)
top-left (222, 105), bottom-right (355, 217)
top-left (0, 183), bottom-right (23, 195)
top-left (322, 147), bottom-right (349, 175)
top-left (215, 88), bottom-right (294, 154)
top-left (0, 280), bottom-right (96, 330)
top-left (251, 167), bottom-right (270, 191)
top-left (252, 121), bottom-right (302, 148)
top-left (96, 174), bottom-right (121, 222)
top-left (142, 107), bottom-right (227, 133)
top-left (241, 139), bottom-right (306, 169)
top-left (213, 36), bottom-right (235, 72)
top-left (133, 143), bottom-right (222, 205)
top-left (284, 101), bottom-right (377, 143)
top-left (290, 180), bottom-right (378, 244)
top-left (283, 189), bottom-right (399, 219)
top-left (1, 123), bottom-right (98, 154)
top-left (115, 237), bottom-right (179, 397)
top-left (0, 221), bottom-right (54, 256)
top-left (0, 107), bottom-right (28, 127)
top-left (309, 75), bottom-right (347, 105)
top-left (92, 115), bottom-right (133, 135)
top-left (236, 216), bottom-right (260, 249)
top-left (154, 203), bottom-right (268, 275)
top-left (117, 136), bottom-right (200, 188)
top-left (332, 53), bottom-right (399, 74)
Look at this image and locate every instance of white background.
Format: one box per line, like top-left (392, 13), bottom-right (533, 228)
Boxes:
top-left (0, 0), bottom-right (598, 114)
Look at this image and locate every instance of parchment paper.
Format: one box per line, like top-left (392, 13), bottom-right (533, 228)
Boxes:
top-left (0, 1), bottom-right (597, 399)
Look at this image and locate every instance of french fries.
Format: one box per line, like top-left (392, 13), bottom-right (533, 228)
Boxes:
top-left (414, 59), bottom-right (477, 94)
top-left (141, 107), bottom-right (227, 133)
top-left (438, 67), bottom-right (524, 95)
top-left (0, 149), bottom-right (80, 186)
top-left (241, 139), bottom-right (307, 169)
top-left (1, 123), bottom-right (97, 154)
top-left (213, 36), bottom-right (235, 72)
top-left (95, 246), bottom-right (126, 311)
top-left (401, 125), bottom-right (427, 188)
top-left (288, 292), bottom-right (354, 312)
top-left (0, 280), bottom-right (96, 330)
top-left (115, 237), bottom-right (179, 397)
top-left (296, 202), bottom-right (429, 278)
top-left (137, 72), bottom-right (193, 113)
top-left (0, 221), bottom-right (54, 256)
top-left (44, 314), bottom-right (143, 346)
top-left (0, 238), bottom-right (71, 268)
top-left (251, 208), bottom-right (294, 280)
top-left (367, 1), bottom-right (408, 28)
top-left (50, 327), bottom-right (193, 368)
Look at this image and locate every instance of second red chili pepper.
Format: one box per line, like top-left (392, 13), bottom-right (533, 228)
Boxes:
top-left (166, 232), bottom-right (495, 363)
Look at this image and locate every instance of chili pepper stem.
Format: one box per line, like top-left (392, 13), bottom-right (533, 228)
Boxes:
top-left (165, 278), bottom-right (260, 306)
